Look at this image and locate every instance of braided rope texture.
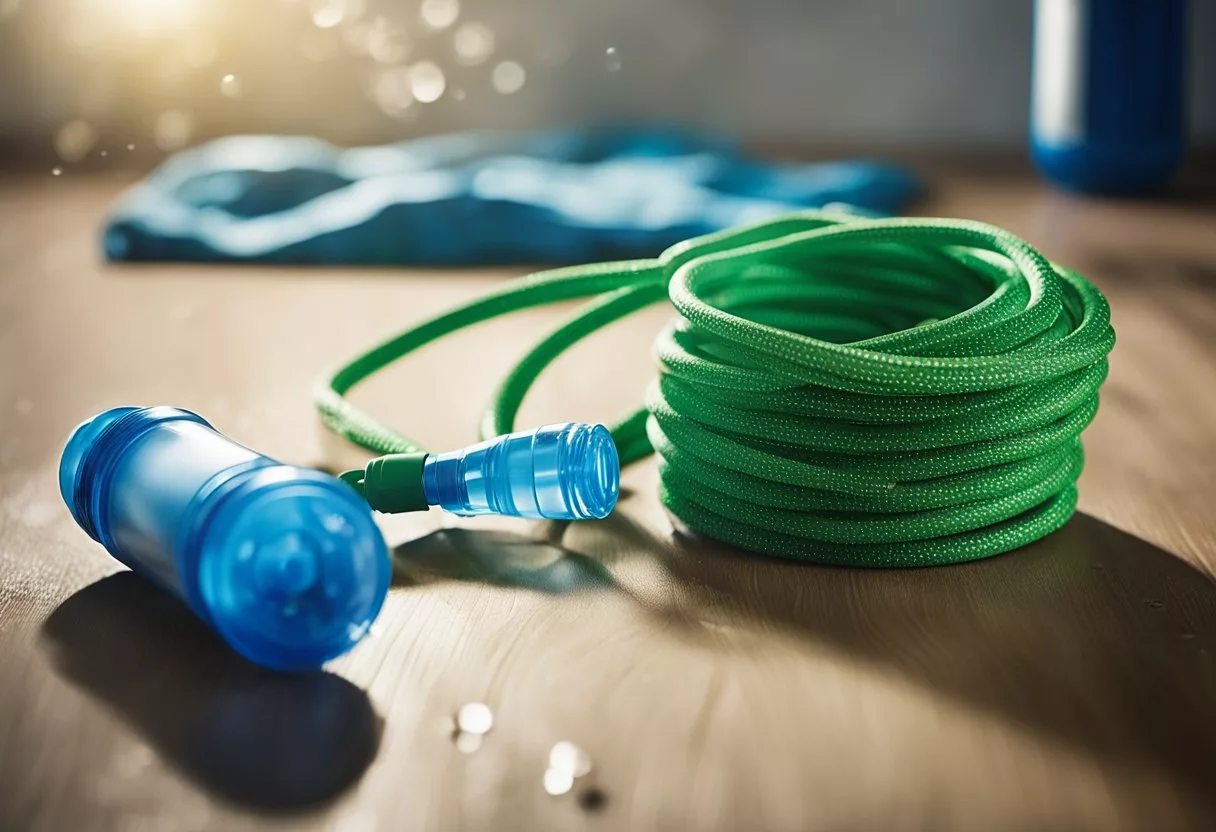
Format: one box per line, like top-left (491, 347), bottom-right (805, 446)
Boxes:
top-left (316, 210), bottom-right (1115, 567)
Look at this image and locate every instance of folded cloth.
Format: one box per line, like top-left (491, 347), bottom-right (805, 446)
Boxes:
top-left (103, 129), bottom-right (920, 266)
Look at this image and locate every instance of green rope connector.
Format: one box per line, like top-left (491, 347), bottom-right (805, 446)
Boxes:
top-left (339, 453), bottom-right (429, 514)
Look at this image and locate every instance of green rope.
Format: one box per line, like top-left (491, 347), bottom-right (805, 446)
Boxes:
top-left (315, 210), bottom-right (1115, 567)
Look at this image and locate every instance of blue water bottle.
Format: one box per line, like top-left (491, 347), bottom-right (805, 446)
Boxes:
top-left (1031, 0), bottom-right (1187, 194)
top-left (60, 407), bottom-right (390, 671)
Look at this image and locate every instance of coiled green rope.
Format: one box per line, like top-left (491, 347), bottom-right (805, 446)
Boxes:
top-left (315, 210), bottom-right (1115, 567)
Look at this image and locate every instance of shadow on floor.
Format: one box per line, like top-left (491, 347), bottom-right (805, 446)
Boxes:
top-left (391, 526), bottom-right (617, 593)
top-left (623, 510), bottom-right (1216, 811)
top-left (40, 573), bottom-right (382, 814)
top-left (41, 510), bottom-right (1216, 814)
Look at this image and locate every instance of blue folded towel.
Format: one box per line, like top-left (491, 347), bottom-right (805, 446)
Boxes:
top-left (103, 129), bottom-right (920, 266)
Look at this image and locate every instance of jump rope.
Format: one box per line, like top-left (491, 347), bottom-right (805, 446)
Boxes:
top-left (316, 210), bottom-right (1116, 568)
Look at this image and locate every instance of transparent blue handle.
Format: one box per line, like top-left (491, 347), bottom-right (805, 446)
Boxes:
top-left (59, 407), bottom-right (390, 671)
top-left (422, 423), bottom-right (619, 520)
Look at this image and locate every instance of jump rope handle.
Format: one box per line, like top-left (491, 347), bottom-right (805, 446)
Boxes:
top-left (341, 422), bottom-right (620, 521)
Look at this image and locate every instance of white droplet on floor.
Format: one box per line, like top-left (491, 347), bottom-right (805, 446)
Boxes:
top-left (549, 741), bottom-right (592, 778)
top-left (455, 732), bottom-right (483, 754)
top-left (456, 702), bottom-right (493, 734)
top-left (543, 767), bottom-right (574, 796)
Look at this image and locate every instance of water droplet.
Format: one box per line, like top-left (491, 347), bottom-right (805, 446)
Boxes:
top-left (154, 109), bottom-right (194, 151)
top-left (127, 144), bottom-right (135, 151)
top-left (578, 787), bottom-right (608, 812)
top-left (454, 731), bottom-right (483, 754)
top-left (453, 21), bottom-right (493, 65)
top-left (604, 46), bottom-right (622, 72)
top-left (54, 120), bottom-right (98, 163)
top-left (1145, 599), bottom-right (1165, 609)
top-left (456, 702), bottom-right (493, 734)
top-left (491, 60), bottom-right (525, 95)
top-left (408, 61), bottom-right (445, 103)
top-left (220, 74), bottom-right (241, 98)
top-left (543, 767), bottom-right (574, 796)
top-left (51, 167), bottom-right (62, 176)
top-left (549, 741), bottom-right (593, 778)
top-left (100, 150), bottom-right (108, 157)
top-left (420, 0), bottom-right (459, 30)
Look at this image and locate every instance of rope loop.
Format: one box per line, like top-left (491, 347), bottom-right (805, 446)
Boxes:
top-left (316, 210), bottom-right (1115, 566)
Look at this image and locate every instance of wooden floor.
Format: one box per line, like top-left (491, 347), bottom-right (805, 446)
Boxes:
top-left (1, 162), bottom-right (1215, 831)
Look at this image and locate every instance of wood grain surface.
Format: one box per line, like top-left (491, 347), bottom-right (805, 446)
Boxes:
top-left (1, 163), bottom-right (1215, 832)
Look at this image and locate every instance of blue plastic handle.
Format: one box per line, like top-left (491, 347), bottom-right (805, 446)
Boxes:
top-left (422, 422), bottom-right (619, 520)
top-left (59, 407), bottom-right (390, 671)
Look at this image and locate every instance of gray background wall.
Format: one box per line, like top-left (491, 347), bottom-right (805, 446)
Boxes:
top-left (0, 0), bottom-right (1212, 155)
